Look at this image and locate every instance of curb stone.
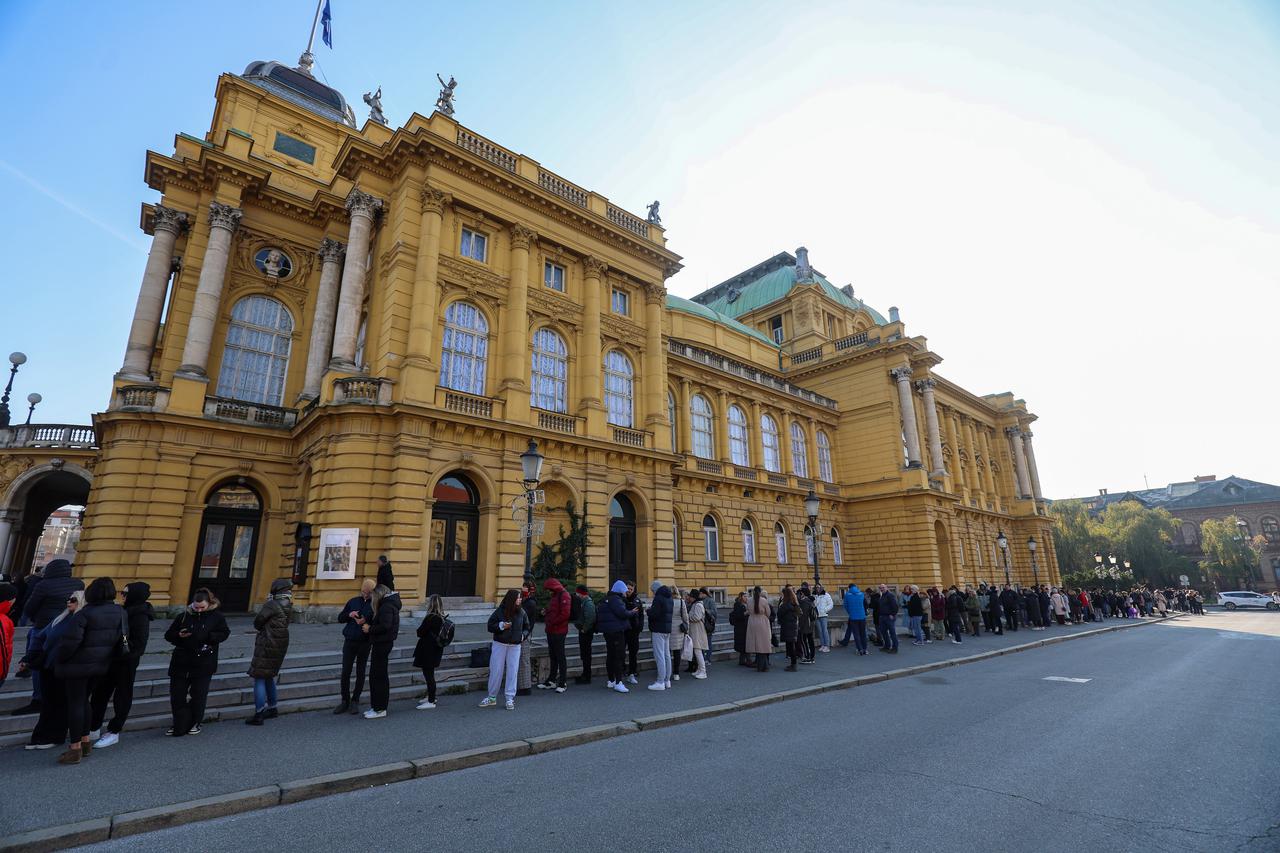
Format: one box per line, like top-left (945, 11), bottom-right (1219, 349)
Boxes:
top-left (13, 615), bottom-right (1178, 849)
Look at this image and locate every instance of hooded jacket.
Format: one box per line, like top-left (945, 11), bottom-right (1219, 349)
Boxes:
top-left (369, 592), bottom-right (401, 645)
top-left (647, 585), bottom-right (674, 634)
top-left (248, 584), bottom-right (292, 679)
top-left (338, 593), bottom-right (374, 643)
top-left (55, 599), bottom-right (126, 680)
top-left (0, 592), bottom-right (15, 688)
top-left (929, 591), bottom-right (947, 621)
top-left (165, 599), bottom-right (231, 675)
top-left (121, 582), bottom-right (156, 662)
top-left (21, 559), bottom-right (85, 628)
top-left (843, 586), bottom-right (866, 620)
top-left (376, 561), bottom-right (395, 591)
top-left (543, 579), bottom-right (571, 636)
top-left (595, 583), bottom-right (633, 634)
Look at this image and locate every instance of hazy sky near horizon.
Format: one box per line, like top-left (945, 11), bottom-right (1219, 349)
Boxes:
top-left (0, 0), bottom-right (1276, 498)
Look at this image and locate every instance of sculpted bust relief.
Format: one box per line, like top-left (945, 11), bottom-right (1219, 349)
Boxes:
top-left (255, 247), bottom-right (293, 279)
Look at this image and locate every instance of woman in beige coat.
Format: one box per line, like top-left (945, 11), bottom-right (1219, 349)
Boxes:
top-left (685, 591), bottom-right (709, 679)
top-left (745, 586), bottom-right (774, 672)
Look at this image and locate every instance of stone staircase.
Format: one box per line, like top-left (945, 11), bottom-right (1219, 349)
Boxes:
top-left (409, 596), bottom-right (493, 625)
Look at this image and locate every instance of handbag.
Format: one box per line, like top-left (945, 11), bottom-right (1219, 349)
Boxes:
top-left (681, 634), bottom-right (694, 658)
top-left (114, 611), bottom-right (132, 660)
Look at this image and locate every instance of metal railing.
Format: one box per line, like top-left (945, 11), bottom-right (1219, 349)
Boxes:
top-left (0, 424), bottom-right (97, 449)
top-left (203, 397), bottom-right (297, 428)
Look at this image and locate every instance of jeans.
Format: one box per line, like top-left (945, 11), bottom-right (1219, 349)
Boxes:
top-left (909, 615), bottom-right (924, 643)
top-left (878, 615), bottom-right (898, 651)
top-left (252, 677), bottom-right (277, 712)
top-left (691, 647), bottom-right (705, 675)
top-left (651, 632), bottom-right (671, 684)
top-left (577, 630), bottom-right (594, 680)
top-left (849, 619), bottom-right (867, 653)
top-left (369, 642), bottom-right (393, 712)
top-left (340, 639), bottom-right (371, 704)
top-left (547, 633), bottom-right (568, 686)
top-left (169, 665), bottom-right (213, 735)
top-left (817, 616), bottom-right (830, 648)
top-left (486, 641), bottom-right (521, 701)
top-left (603, 631), bottom-right (626, 683)
top-left (90, 657), bottom-right (140, 734)
top-left (931, 618), bottom-right (946, 641)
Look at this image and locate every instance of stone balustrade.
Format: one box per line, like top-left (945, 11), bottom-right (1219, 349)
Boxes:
top-left (456, 129), bottom-right (517, 173)
top-left (203, 397), bottom-right (296, 429)
top-left (607, 204), bottom-right (650, 239)
top-left (537, 410), bottom-right (579, 435)
top-left (0, 424), bottom-right (98, 449)
top-left (333, 376), bottom-right (391, 405)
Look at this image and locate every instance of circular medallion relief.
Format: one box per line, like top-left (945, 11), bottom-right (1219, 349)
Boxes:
top-left (254, 247), bottom-right (293, 279)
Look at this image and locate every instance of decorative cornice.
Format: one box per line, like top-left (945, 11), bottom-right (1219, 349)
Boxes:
top-left (152, 205), bottom-right (189, 236)
top-left (317, 237), bottom-right (346, 264)
top-left (420, 185), bottom-right (450, 214)
top-left (345, 188), bottom-right (384, 219)
top-left (583, 256), bottom-right (608, 279)
top-left (509, 224), bottom-right (538, 251)
top-left (207, 202), bottom-right (243, 232)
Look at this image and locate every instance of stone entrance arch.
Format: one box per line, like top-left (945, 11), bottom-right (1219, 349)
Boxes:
top-left (0, 460), bottom-right (93, 578)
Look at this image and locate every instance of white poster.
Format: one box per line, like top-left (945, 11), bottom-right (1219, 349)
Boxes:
top-left (317, 527), bottom-right (359, 580)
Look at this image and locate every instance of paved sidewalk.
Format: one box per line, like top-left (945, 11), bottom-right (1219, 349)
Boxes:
top-left (0, 616), bottom-right (1170, 838)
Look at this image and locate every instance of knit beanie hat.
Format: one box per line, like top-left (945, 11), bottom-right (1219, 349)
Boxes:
top-left (650, 581), bottom-right (664, 593)
top-left (610, 580), bottom-right (628, 594)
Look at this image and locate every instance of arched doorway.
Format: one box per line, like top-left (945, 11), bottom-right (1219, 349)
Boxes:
top-left (935, 520), bottom-right (956, 589)
top-left (1, 466), bottom-right (92, 580)
top-left (428, 473), bottom-right (479, 596)
top-left (191, 482), bottom-right (262, 612)
top-left (608, 494), bottom-right (637, 586)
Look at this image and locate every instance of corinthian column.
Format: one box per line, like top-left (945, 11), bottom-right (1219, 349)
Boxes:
top-left (403, 186), bottom-right (448, 398)
top-left (891, 367), bottom-right (923, 468)
top-left (500, 224), bottom-right (536, 417)
top-left (177, 202), bottom-right (241, 379)
top-left (643, 284), bottom-right (669, 448)
top-left (917, 377), bottom-right (946, 477)
top-left (300, 238), bottom-right (345, 400)
top-left (119, 206), bottom-right (188, 381)
top-left (329, 188), bottom-right (383, 370)
top-left (1022, 430), bottom-right (1044, 501)
top-left (579, 257), bottom-right (606, 431)
top-left (1007, 426), bottom-right (1033, 498)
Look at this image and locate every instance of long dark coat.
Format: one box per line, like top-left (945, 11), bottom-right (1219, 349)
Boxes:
top-left (248, 595), bottom-right (291, 679)
top-left (729, 600), bottom-right (748, 654)
top-left (413, 613), bottom-right (445, 669)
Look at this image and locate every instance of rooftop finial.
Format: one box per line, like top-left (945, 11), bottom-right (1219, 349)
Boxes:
top-left (794, 246), bottom-right (813, 282)
top-left (298, 0), bottom-right (333, 77)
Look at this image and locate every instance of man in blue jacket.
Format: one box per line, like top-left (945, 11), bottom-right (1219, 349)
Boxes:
top-left (334, 578), bottom-right (374, 715)
top-left (876, 583), bottom-right (899, 653)
top-left (596, 581), bottom-right (636, 694)
top-left (14, 559), bottom-right (84, 715)
top-left (838, 584), bottom-right (868, 655)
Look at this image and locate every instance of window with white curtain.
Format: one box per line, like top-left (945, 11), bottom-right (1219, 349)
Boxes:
top-left (774, 521), bottom-right (788, 564)
top-left (460, 227), bottom-right (487, 262)
top-left (791, 422), bottom-right (809, 477)
top-left (604, 350), bottom-right (634, 427)
top-left (216, 295), bottom-right (293, 406)
top-left (831, 528), bottom-right (843, 564)
top-left (817, 430), bottom-right (833, 482)
top-left (439, 301), bottom-right (489, 395)
top-left (761, 414), bottom-right (781, 472)
top-left (728, 405), bottom-right (750, 466)
top-left (668, 391), bottom-right (677, 450)
top-left (741, 518), bottom-right (756, 563)
top-left (530, 327), bottom-right (568, 413)
top-left (691, 394), bottom-right (714, 459)
top-left (703, 514), bottom-right (720, 562)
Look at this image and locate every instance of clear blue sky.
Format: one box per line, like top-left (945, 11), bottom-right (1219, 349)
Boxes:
top-left (1, 0), bottom-right (1277, 498)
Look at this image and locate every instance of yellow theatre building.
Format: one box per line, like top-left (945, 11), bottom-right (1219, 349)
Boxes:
top-left (5, 54), bottom-right (1060, 613)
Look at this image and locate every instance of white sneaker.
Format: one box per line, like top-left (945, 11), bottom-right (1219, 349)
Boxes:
top-left (416, 700), bottom-right (437, 710)
top-left (479, 696), bottom-right (497, 708)
top-left (362, 709), bottom-right (386, 719)
top-left (505, 699), bottom-right (515, 710)
top-left (664, 680), bottom-right (672, 689)
top-left (612, 682), bottom-right (630, 693)
top-left (693, 672), bottom-right (707, 679)
top-left (554, 686), bottom-right (566, 694)
top-left (672, 673), bottom-right (680, 681)
top-left (24, 742), bottom-right (56, 750)
top-left (606, 680), bottom-right (616, 689)
top-left (647, 682), bottom-right (666, 691)
top-left (626, 674), bottom-right (638, 685)
top-left (95, 732), bottom-right (120, 749)
top-left (86, 728), bottom-right (100, 740)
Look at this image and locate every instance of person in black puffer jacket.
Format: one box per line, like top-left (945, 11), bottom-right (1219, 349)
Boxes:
top-left (16, 558), bottom-right (84, 715)
top-left (89, 581), bottom-right (154, 749)
top-left (646, 582), bottom-right (674, 689)
top-left (165, 587), bottom-right (231, 737)
top-left (245, 579), bottom-right (293, 726)
top-left (777, 586), bottom-right (801, 671)
top-left (623, 582), bottom-right (645, 683)
top-left (363, 584), bottom-right (401, 719)
top-left (54, 577), bottom-right (124, 764)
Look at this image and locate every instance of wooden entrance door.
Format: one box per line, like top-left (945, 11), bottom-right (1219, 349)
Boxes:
top-left (190, 483), bottom-right (262, 612)
top-left (427, 474), bottom-right (479, 597)
top-left (608, 494), bottom-right (637, 587)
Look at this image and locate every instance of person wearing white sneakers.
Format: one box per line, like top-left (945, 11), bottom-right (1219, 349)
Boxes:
top-left (596, 581), bottom-right (635, 693)
top-left (413, 594), bottom-right (448, 710)
top-left (685, 591), bottom-right (709, 679)
top-left (479, 590), bottom-right (526, 710)
top-left (668, 586), bottom-right (688, 686)
top-left (813, 584), bottom-right (833, 653)
top-left (362, 584), bottom-right (401, 719)
top-left (646, 581), bottom-right (674, 691)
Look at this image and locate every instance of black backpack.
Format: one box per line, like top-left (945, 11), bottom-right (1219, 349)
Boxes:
top-left (436, 615), bottom-right (456, 648)
top-left (703, 603), bottom-right (717, 633)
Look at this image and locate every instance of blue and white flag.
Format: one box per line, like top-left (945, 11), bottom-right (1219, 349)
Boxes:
top-left (321, 0), bottom-right (333, 48)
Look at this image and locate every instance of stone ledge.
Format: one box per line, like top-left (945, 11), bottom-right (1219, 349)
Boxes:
top-left (0, 817), bottom-right (111, 853)
top-left (412, 740), bottom-right (532, 777)
top-left (525, 721), bottom-right (639, 754)
top-left (633, 703), bottom-right (738, 730)
top-left (279, 761), bottom-right (415, 805)
top-left (110, 786), bottom-right (281, 838)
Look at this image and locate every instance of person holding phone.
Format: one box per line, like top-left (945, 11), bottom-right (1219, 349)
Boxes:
top-left (480, 589), bottom-right (526, 710)
top-left (164, 588), bottom-right (230, 737)
top-left (363, 584), bottom-right (401, 719)
top-left (334, 579), bottom-right (375, 715)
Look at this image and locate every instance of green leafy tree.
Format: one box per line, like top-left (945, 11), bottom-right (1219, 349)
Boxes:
top-left (1051, 498), bottom-right (1191, 587)
top-left (527, 500), bottom-right (592, 610)
top-left (1050, 499), bottom-right (1104, 573)
top-left (1199, 516), bottom-right (1262, 591)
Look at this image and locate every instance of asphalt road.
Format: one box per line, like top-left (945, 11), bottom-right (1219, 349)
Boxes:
top-left (74, 610), bottom-right (1280, 853)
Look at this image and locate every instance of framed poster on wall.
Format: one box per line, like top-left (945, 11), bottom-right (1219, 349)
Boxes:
top-left (317, 527), bottom-right (359, 580)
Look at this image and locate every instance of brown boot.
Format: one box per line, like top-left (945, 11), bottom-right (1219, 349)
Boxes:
top-left (57, 747), bottom-right (81, 765)
top-left (80, 740), bottom-right (92, 757)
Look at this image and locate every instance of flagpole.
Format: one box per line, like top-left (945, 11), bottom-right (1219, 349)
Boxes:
top-left (298, 0), bottom-right (325, 76)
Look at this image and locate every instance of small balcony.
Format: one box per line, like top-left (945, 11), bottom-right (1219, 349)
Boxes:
top-left (333, 376), bottom-right (392, 405)
top-left (203, 397), bottom-right (297, 429)
top-left (436, 387), bottom-right (501, 420)
top-left (113, 384), bottom-right (170, 412)
top-left (611, 425), bottom-right (650, 449)
top-left (536, 410), bottom-right (580, 436)
top-left (0, 423), bottom-right (98, 449)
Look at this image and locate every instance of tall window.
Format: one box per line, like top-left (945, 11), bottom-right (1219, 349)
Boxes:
top-left (761, 414), bottom-right (781, 472)
top-left (831, 528), bottom-right (843, 564)
top-left (768, 315), bottom-right (784, 344)
top-left (672, 512), bottom-right (682, 562)
top-left (611, 288), bottom-right (630, 316)
top-left (439, 301), bottom-right (489, 395)
top-left (774, 521), bottom-right (788, 564)
top-left (703, 514), bottom-right (720, 562)
top-left (353, 312), bottom-right (368, 371)
top-left (817, 431), bottom-right (833, 482)
top-left (543, 261), bottom-right (565, 292)
top-left (604, 350), bottom-right (634, 427)
top-left (728, 405), bottom-right (750, 466)
top-left (1262, 517), bottom-right (1280, 544)
top-left (216, 295), bottom-right (293, 406)
top-left (791, 422), bottom-right (809, 478)
top-left (691, 394), bottom-right (714, 459)
top-left (668, 391), bottom-right (678, 450)
top-left (460, 227), bottom-right (487, 262)
top-left (530, 327), bottom-right (568, 413)
top-left (741, 518), bottom-right (756, 563)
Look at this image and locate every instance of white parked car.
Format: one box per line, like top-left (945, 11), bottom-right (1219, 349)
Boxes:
top-left (1217, 590), bottom-right (1279, 611)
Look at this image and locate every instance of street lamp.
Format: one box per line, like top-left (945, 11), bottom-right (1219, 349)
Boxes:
top-left (23, 392), bottom-right (41, 425)
top-left (0, 351), bottom-right (27, 428)
top-left (1027, 535), bottom-right (1039, 588)
top-left (804, 489), bottom-right (821, 588)
top-left (996, 530), bottom-right (1011, 587)
top-left (519, 438), bottom-right (544, 581)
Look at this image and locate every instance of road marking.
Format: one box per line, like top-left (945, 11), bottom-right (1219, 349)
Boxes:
top-left (1042, 676), bottom-right (1091, 683)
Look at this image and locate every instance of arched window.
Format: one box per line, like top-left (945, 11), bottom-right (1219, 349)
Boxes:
top-left (728, 405), bottom-right (750, 466)
top-left (703, 514), bottom-right (720, 562)
top-left (604, 350), bottom-right (633, 427)
top-left (691, 394), bottom-right (714, 459)
top-left (791, 422), bottom-right (809, 478)
top-left (804, 523), bottom-right (816, 565)
top-left (1262, 517), bottom-right (1280, 544)
top-left (831, 527), bottom-right (843, 564)
top-left (668, 391), bottom-right (678, 451)
top-left (1238, 520), bottom-right (1252, 539)
top-left (817, 431), bottom-right (833, 482)
top-left (530, 327), bottom-right (568, 413)
top-left (761, 414), bottom-right (781, 473)
top-left (216, 295), bottom-right (293, 406)
top-left (439, 301), bottom-right (489, 395)
top-left (775, 521), bottom-right (789, 564)
top-left (741, 518), bottom-right (756, 563)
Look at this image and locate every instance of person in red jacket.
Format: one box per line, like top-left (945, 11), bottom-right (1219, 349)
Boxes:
top-left (0, 583), bottom-right (16, 691)
top-left (538, 578), bottom-right (572, 693)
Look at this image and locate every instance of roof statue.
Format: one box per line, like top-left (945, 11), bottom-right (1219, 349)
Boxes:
top-left (794, 246), bottom-right (813, 282)
top-left (363, 87), bottom-right (386, 125)
top-left (435, 74), bottom-right (457, 117)
top-left (646, 200), bottom-right (662, 225)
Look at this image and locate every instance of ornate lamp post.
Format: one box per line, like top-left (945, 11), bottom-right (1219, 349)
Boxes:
top-left (23, 393), bottom-right (41, 425)
top-left (996, 530), bottom-right (1011, 586)
top-left (0, 352), bottom-right (27, 428)
top-left (804, 489), bottom-right (821, 588)
top-left (519, 439), bottom-right (544, 581)
top-left (1027, 535), bottom-right (1039, 588)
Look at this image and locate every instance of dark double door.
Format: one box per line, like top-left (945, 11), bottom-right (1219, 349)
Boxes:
top-left (428, 504), bottom-right (478, 597)
top-left (191, 509), bottom-right (260, 612)
top-left (608, 520), bottom-right (637, 587)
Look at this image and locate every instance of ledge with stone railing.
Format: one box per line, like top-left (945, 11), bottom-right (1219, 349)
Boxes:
top-left (112, 384), bottom-right (170, 412)
top-left (611, 425), bottom-right (650, 449)
top-left (436, 386), bottom-right (500, 420)
top-left (537, 409), bottom-right (580, 435)
top-left (667, 340), bottom-right (838, 411)
top-left (0, 423), bottom-right (98, 449)
top-left (203, 397), bottom-right (297, 429)
top-left (456, 128), bottom-right (517, 173)
top-left (607, 205), bottom-right (650, 239)
top-left (538, 170), bottom-right (588, 208)
top-left (333, 376), bottom-right (393, 405)
top-left (783, 330), bottom-right (879, 369)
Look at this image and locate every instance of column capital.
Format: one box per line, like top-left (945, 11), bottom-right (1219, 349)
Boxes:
top-left (509, 224), bottom-right (538, 250)
top-left (583, 256), bottom-right (607, 279)
top-left (317, 237), bottom-right (346, 264)
top-left (1021, 429), bottom-right (1034, 440)
top-left (152, 205), bottom-right (189, 235)
top-left (889, 366), bottom-right (914, 384)
top-left (1004, 425), bottom-right (1023, 438)
top-left (915, 377), bottom-right (937, 392)
top-left (420, 185), bottom-right (450, 213)
top-left (642, 282), bottom-right (666, 305)
top-left (207, 202), bottom-right (242, 232)
top-left (345, 187), bottom-right (384, 219)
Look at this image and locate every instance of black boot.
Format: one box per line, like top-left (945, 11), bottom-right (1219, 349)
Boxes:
top-left (333, 701), bottom-right (350, 715)
top-left (245, 711), bottom-right (265, 726)
top-left (264, 707), bottom-right (279, 719)
top-left (9, 701), bottom-right (40, 716)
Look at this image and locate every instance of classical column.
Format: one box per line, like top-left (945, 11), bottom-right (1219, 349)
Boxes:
top-left (300, 238), bottom-right (345, 400)
top-left (329, 188), bottom-right (384, 370)
top-left (403, 186), bottom-right (448, 397)
top-left (642, 284), bottom-right (668, 447)
top-left (0, 517), bottom-right (11, 576)
top-left (806, 417), bottom-right (820, 480)
top-left (917, 378), bottom-right (946, 477)
top-left (579, 257), bottom-right (606, 430)
top-left (965, 419), bottom-right (987, 504)
top-left (716, 390), bottom-right (731, 462)
top-left (978, 426), bottom-right (999, 505)
top-left (780, 410), bottom-right (796, 475)
top-left (119, 206), bottom-right (188, 381)
top-left (500, 224), bottom-right (536, 417)
top-left (890, 367), bottom-right (923, 468)
top-left (1007, 426), bottom-right (1033, 498)
top-left (177, 202), bottom-right (241, 379)
top-left (953, 413), bottom-right (973, 500)
top-left (1022, 430), bottom-right (1044, 501)
top-left (748, 401), bottom-right (764, 470)
top-left (676, 378), bottom-right (691, 454)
